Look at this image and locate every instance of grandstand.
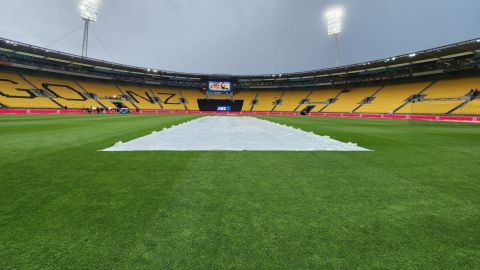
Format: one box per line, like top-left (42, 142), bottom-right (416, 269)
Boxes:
top-left (323, 86), bottom-right (380, 113)
top-left (2, 70), bottom-right (480, 115)
top-left (117, 84), bottom-right (161, 110)
top-left (273, 90), bottom-right (310, 112)
top-left (78, 80), bottom-right (133, 109)
top-left (151, 88), bottom-right (185, 110)
top-left (356, 82), bottom-right (431, 114)
top-left (0, 38), bottom-right (479, 116)
top-left (233, 90), bottom-right (257, 111)
top-left (0, 71), bottom-right (60, 109)
top-left (252, 91), bottom-right (283, 112)
top-left (25, 74), bottom-right (100, 109)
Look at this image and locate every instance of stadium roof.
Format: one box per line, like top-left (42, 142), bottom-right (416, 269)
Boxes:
top-left (0, 36), bottom-right (479, 87)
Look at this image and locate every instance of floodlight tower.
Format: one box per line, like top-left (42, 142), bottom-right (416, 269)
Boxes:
top-left (80, 0), bottom-right (100, 57)
top-left (326, 8), bottom-right (343, 67)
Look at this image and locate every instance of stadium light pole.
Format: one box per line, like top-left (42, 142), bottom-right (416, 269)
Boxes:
top-left (326, 8), bottom-right (343, 67)
top-left (80, 0), bottom-right (100, 57)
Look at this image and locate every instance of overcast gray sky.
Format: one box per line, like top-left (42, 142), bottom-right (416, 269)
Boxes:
top-left (0, 0), bottom-right (479, 75)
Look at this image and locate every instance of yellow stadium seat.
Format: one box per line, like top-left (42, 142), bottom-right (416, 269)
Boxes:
top-left (357, 82), bottom-right (430, 114)
top-left (117, 84), bottom-right (161, 110)
top-left (454, 99), bottom-right (480, 115)
top-left (150, 88), bottom-right (186, 110)
top-left (2, 70), bottom-right (479, 116)
top-left (323, 87), bottom-right (378, 113)
top-left (400, 101), bottom-right (464, 115)
top-left (252, 91), bottom-right (283, 112)
top-left (233, 91), bottom-right (257, 111)
top-left (182, 89), bottom-right (206, 111)
top-left (298, 88), bottom-right (341, 112)
top-left (26, 75), bottom-right (100, 109)
top-left (0, 72), bottom-right (60, 109)
top-left (77, 81), bottom-right (133, 109)
top-left (397, 77), bottom-right (480, 115)
top-left (274, 90), bottom-right (310, 112)
top-left (423, 78), bottom-right (480, 99)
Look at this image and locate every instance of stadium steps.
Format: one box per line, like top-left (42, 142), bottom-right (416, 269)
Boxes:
top-left (74, 81), bottom-right (108, 109)
top-left (446, 100), bottom-right (470, 115)
top-left (179, 89), bottom-right (190, 111)
top-left (393, 80), bottom-right (437, 113)
top-left (44, 96), bottom-right (64, 109)
top-left (318, 88), bottom-right (343, 112)
top-left (249, 91), bottom-right (260, 112)
top-left (18, 73), bottom-right (62, 109)
top-left (271, 91), bottom-right (286, 112)
top-left (447, 89), bottom-right (480, 115)
top-left (294, 90), bottom-right (314, 112)
top-left (114, 84), bottom-right (139, 110)
top-left (353, 85), bottom-right (385, 113)
top-left (18, 74), bottom-right (39, 92)
top-left (147, 86), bottom-right (164, 109)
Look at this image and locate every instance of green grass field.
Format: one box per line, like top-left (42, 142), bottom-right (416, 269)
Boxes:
top-left (0, 114), bottom-right (479, 269)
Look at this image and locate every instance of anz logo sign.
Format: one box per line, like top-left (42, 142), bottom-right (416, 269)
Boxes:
top-left (217, 106), bottom-right (231, 112)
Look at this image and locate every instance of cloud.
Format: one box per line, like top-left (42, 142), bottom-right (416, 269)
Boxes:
top-left (0, 0), bottom-right (479, 74)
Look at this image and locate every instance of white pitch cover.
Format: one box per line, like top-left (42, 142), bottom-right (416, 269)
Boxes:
top-left (103, 116), bottom-right (371, 152)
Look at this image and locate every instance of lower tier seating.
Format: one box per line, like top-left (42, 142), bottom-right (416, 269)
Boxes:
top-left (357, 82), bottom-right (430, 114)
top-left (182, 89), bottom-right (207, 111)
top-left (396, 77), bottom-right (480, 115)
top-left (1, 70), bottom-right (479, 115)
top-left (117, 84), bottom-right (161, 110)
top-left (233, 91), bottom-right (257, 111)
top-left (26, 75), bottom-right (99, 109)
top-left (274, 90), bottom-right (310, 112)
top-left (299, 89), bottom-right (342, 112)
top-left (151, 88), bottom-right (185, 110)
top-left (0, 72), bottom-right (60, 109)
top-left (323, 87), bottom-right (379, 113)
top-left (454, 100), bottom-right (480, 115)
top-left (252, 91), bottom-right (283, 112)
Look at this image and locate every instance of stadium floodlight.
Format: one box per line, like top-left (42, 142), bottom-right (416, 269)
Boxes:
top-left (80, 0), bottom-right (99, 21)
top-left (326, 7), bottom-right (343, 67)
top-left (80, 0), bottom-right (100, 57)
top-left (326, 8), bottom-right (342, 36)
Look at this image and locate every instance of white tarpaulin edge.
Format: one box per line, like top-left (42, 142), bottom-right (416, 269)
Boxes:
top-left (102, 116), bottom-right (372, 152)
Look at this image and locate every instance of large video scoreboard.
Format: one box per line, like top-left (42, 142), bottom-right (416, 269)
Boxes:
top-left (208, 81), bottom-right (232, 92)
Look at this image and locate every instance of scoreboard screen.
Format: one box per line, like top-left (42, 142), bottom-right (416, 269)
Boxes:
top-left (208, 81), bottom-right (231, 92)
